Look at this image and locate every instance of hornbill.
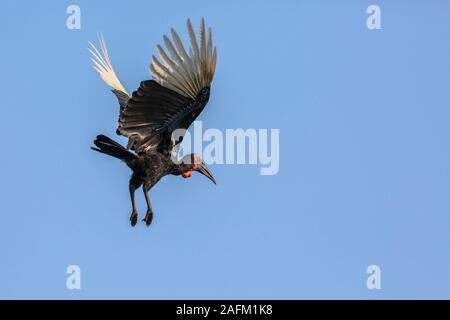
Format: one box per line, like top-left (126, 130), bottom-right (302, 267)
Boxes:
top-left (89, 19), bottom-right (217, 227)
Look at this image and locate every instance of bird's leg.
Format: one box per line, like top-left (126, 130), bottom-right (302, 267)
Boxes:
top-left (142, 184), bottom-right (154, 226)
top-left (129, 180), bottom-right (141, 226)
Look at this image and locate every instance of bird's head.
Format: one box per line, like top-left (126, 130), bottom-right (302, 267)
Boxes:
top-left (178, 153), bottom-right (216, 185)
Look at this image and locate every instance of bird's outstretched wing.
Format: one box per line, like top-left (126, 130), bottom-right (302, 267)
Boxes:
top-left (119, 18), bottom-right (217, 154)
top-left (89, 19), bottom-right (217, 154)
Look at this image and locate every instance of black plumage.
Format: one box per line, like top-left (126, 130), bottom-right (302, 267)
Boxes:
top-left (89, 19), bottom-right (217, 227)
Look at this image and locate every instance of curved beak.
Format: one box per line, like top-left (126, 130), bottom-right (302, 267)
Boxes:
top-left (196, 163), bottom-right (216, 185)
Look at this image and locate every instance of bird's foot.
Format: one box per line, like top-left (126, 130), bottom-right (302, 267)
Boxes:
top-left (130, 211), bottom-right (138, 227)
top-left (143, 211), bottom-right (153, 226)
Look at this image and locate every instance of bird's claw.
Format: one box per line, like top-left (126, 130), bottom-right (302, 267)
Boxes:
top-left (143, 211), bottom-right (153, 226)
top-left (130, 211), bottom-right (138, 227)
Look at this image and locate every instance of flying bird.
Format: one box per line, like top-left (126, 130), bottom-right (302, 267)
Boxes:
top-left (89, 19), bottom-right (217, 227)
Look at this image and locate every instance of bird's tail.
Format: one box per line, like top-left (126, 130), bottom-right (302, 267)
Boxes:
top-left (91, 135), bottom-right (137, 162)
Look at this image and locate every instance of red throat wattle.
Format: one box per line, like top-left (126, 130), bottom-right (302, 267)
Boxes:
top-left (182, 171), bottom-right (193, 178)
top-left (182, 164), bottom-right (198, 179)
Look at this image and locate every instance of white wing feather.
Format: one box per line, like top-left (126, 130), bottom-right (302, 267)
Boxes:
top-left (150, 18), bottom-right (217, 99)
top-left (88, 33), bottom-right (129, 96)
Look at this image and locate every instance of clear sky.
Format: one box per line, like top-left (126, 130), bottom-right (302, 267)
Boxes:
top-left (1, 0), bottom-right (450, 299)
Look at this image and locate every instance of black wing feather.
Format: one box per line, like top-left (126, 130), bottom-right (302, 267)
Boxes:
top-left (112, 89), bottom-right (130, 111)
top-left (117, 80), bottom-right (193, 153)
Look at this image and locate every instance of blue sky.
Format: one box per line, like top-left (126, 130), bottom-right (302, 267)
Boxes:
top-left (1, 0), bottom-right (450, 299)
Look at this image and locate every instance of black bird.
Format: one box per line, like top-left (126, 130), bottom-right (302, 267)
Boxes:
top-left (89, 19), bottom-right (217, 227)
